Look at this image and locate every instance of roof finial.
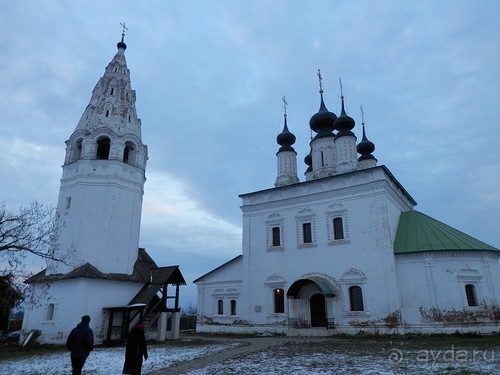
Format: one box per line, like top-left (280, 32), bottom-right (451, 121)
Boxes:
top-left (120, 22), bottom-right (128, 43)
top-left (317, 69), bottom-right (324, 94)
top-left (360, 105), bottom-right (365, 127)
top-left (339, 77), bottom-right (344, 100)
top-left (282, 95), bottom-right (288, 117)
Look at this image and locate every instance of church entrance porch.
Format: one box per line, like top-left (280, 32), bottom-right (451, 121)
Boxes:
top-left (286, 278), bottom-right (338, 330)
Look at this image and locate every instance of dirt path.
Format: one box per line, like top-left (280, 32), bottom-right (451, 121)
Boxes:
top-left (148, 336), bottom-right (287, 375)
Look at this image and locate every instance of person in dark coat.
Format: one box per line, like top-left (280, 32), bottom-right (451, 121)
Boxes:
top-left (123, 323), bottom-right (148, 375)
top-left (66, 315), bottom-right (94, 375)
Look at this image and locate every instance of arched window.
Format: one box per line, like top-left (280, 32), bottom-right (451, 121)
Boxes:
top-left (230, 300), bottom-right (237, 315)
top-left (465, 284), bottom-right (478, 307)
top-left (96, 137), bottom-right (111, 160)
top-left (274, 288), bottom-right (285, 313)
top-left (217, 299), bottom-right (224, 315)
top-left (349, 286), bottom-right (364, 311)
top-left (46, 303), bottom-right (55, 321)
top-left (71, 139), bottom-right (83, 162)
top-left (333, 217), bottom-right (344, 240)
top-left (123, 141), bottom-right (137, 165)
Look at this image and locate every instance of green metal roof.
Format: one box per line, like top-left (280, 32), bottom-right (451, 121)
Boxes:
top-left (394, 211), bottom-right (499, 254)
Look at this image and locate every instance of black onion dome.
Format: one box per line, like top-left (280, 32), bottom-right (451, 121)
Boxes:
top-left (277, 116), bottom-right (296, 147)
top-left (309, 94), bottom-right (337, 134)
top-left (304, 148), bottom-right (312, 173)
top-left (334, 97), bottom-right (355, 137)
top-left (357, 126), bottom-right (376, 161)
top-left (304, 149), bottom-right (312, 166)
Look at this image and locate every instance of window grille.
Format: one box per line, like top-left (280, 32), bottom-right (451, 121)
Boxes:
top-left (349, 286), bottom-right (364, 311)
top-left (333, 217), bottom-right (344, 240)
top-left (302, 222), bottom-right (312, 244)
top-left (272, 227), bottom-right (281, 247)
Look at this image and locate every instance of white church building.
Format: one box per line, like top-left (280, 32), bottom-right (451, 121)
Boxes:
top-left (194, 76), bottom-right (500, 335)
top-left (21, 34), bottom-right (185, 345)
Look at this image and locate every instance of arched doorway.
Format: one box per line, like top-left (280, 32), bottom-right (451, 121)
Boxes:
top-left (310, 293), bottom-right (326, 327)
top-left (287, 278), bottom-right (336, 329)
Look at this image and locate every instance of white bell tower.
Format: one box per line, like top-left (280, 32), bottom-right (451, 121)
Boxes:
top-left (48, 30), bottom-right (147, 275)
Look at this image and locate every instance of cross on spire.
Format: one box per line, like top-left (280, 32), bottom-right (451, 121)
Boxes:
top-left (317, 69), bottom-right (323, 94)
top-left (339, 77), bottom-right (344, 99)
top-left (360, 105), bottom-right (365, 126)
top-left (120, 22), bottom-right (128, 42)
top-left (282, 95), bottom-right (288, 116)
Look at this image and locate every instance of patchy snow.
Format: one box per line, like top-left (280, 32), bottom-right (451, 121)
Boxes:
top-left (0, 343), bottom-right (234, 375)
top-left (1, 339), bottom-right (498, 375)
top-left (188, 348), bottom-right (499, 375)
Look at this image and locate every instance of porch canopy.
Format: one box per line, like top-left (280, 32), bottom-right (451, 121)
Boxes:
top-left (286, 278), bottom-right (335, 298)
top-left (103, 266), bottom-right (186, 343)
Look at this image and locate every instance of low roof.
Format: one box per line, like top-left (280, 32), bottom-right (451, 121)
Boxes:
top-left (25, 248), bottom-right (157, 284)
top-left (394, 211), bottom-right (499, 254)
top-left (193, 255), bottom-right (242, 283)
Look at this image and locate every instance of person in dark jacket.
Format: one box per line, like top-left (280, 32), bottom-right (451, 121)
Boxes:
top-left (123, 323), bottom-right (148, 375)
top-left (66, 315), bottom-right (94, 375)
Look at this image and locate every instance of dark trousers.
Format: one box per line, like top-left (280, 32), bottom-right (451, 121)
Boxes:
top-left (71, 357), bottom-right (87, 375)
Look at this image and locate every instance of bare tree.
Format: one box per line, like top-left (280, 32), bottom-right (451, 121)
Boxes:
top-left (0, 201), bottom-right (60, 274)
top-left (0, 201), bottom-right (63, 312)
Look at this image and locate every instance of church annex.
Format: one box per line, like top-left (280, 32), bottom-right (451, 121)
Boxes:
top-left (194, 74), bottom-right (500, 335)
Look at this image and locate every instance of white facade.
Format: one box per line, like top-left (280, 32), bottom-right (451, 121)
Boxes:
top-left (22, 37), bottom-right (152, 344)
top-left (195, 86), bottom-right (500, 335)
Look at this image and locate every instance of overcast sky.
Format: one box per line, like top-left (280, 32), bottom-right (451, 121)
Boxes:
top-left (1, 1), bottom-right (499, 307)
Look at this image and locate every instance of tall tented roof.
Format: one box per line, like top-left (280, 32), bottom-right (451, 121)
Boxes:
top-left (394, 211), bottom-right (499, 254)
top-left (73, 33), bottom-right (142, 139)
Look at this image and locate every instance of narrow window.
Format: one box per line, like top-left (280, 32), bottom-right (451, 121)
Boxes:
top-left (71, 139), bottom-right (83, 162)
top-left (333, 217), bottom-right (344, 240)
top-left (123, 142), bottom-right (136, 165)
top-left (349, 286), bottom-right (364, 311)
top-left (105, 110), bottom-right (110, 117)
top-left (65, 197), bottom-right (72, 209)
top-left (465, 284), bottom-right (478, 307)
top-left (321, 151), bottom-right (325, 167)
top-left (46, 303), bottom-right (55, 321)
top-left (302, 222), bottom-right (312, 244)
top-left (128, 115), bottom-right (131, 122)
top-left (110, 87), bottom-right (114, 96)
top-left (123, 145), bottom-right (131, 163)
top-left (272, 227), bottom-right (281, 247)
top-left (126, 92), bottom-right (129, 100)
top-left (274, 288), bottom-right (285, 313)
top-left (96, 138), bottom-right (111, 160)
top-left (230, 300), bottom-right (237, 315)
top-left (217, 299), bottom-right (224, 315)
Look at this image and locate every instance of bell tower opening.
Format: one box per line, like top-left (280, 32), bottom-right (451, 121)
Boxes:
top-left (96, 137), bottom-right (111, 160)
